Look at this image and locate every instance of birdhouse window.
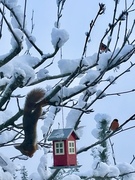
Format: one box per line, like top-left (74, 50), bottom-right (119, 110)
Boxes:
top-left (55, 141), bottom-right (65, 155)
top-left (68, 141), bottom-right (75, 154)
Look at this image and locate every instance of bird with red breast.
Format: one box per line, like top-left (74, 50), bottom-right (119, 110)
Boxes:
top-left (109, 119), bottom-right (119, 132)
top-left (100, 42), bottom-right (111, 53)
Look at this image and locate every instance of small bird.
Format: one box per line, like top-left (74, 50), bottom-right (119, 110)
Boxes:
top-left (100, 42), bottom-right (111, 53)
top-left (109, 119), bottom-right (119, 132)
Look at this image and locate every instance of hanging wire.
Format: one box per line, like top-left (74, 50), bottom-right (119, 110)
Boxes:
top-left (60, 44), bottom-right (64, 128)
top-left (61, 87), bottom-right (65, 129)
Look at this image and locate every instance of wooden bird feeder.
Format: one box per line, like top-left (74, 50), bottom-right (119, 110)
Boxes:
top-left (48, 128), bottom-right (80, 169)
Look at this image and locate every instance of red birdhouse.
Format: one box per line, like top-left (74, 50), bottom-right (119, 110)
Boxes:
top-left (48, 128), bottom-right (80, 168)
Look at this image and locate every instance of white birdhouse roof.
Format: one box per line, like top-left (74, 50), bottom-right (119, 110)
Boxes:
top-left (48, 128), bottom-right (79, 141)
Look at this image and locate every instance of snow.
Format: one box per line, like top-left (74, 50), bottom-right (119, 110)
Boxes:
top-left (29, 172), bottom-right (42, 180)
top-left (97, 44), bottom-right (134, 71)
top-left (62, 85), bottom-right (86, 97)
top-left (51, 129), bottom-right (65, 139)
top-left (92, 113), bottom-right (111, 139)
top-left (16, 54), bottom-right (40, 68)
top-left (106, 75), bottom-right (115, 83)
top-left (0, 55), bottom-right (36, 86)
top-left (96, 89), bottom-right (106, 99)
top-left (93, 162), bottom-right (110, 177)
top-left (0, 110), bottom-right (12, 125)
top-left (37, 69), bottom-right (49, 80)
top-left (41, 106), bottom-right (57, 136)
top-left (55, 44), bottom-right (133, 75)
top-left (62, 174), bottom-right (81, 180)
top-left (0, 77), bottom-right (10, 87)
top-left (2, 0), bottom-right (18, 8)
top-left (91, 128), bottom-right (100, 139)
top-left (0, 111), bottom-right (17, 144)
top-left (79, 70), bottom-right (100, 85)
top-left (83, 54), bottom-right (97, 66)
top-left (66, 95), bottom-right (86, 129)
top-left (0, 153), bottom-right (17, 174)
top-left (38, 148), bottom-right (51, 180)
top-left (117, 162), bottom-right (135, 179)
top-left (97, 52), bottom-right (112, 71)
top-left (0, 167), bottom-right (14, 180)
top-left (11, 5), bottom-right (24, 28)
top-left (25, 30), bottom-right (36, 50)
top-left (108, 165), bottom-right (120, 177)
top-left (119, 44), bottom-right (133, 56)
top-left (58, 59), bottom-right (80, 74)
top-left (91, 161), bottom-right (120, 178)
top-left (94, 113), bottom-right (111, 124)
top-left (0, 130), bottom-right (17, 144)
top-left (10, 28), bottom-right (23, 47)
top-left (51, 27), bottom-right (69, 48)
top-left (78, 162), bottom-right (120, 179)
top-left (58, 55), bottom-right (97, 75)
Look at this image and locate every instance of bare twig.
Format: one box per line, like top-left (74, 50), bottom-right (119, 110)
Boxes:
top-left (23, 0), bottom-right (27, 30)
top-left (31, 10), bottom-right (35, 34)
top-left (0, 4), bottom-right (4, 39)
top-left (82, 3), bottom-right (105, 59)
top-left (109, 138), bottom-right (116, 165)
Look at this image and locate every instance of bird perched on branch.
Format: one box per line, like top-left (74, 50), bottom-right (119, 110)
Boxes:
top-left (100, 42), bottom-right (111, 53)
top-left (108, 119), bottom-right (119, 133)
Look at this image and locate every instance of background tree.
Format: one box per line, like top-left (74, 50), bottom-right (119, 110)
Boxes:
top-left (0, 0), bottom-right (135, 179)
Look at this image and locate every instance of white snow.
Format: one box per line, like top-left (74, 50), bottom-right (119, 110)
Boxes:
top-left (11, 5), bottom-right (24, 28)
top-left (0, 111), bottom-right (17, 144)
top-left (97, 52), bottom-right (112, 71)
top-left (0, 153), bottom-right (17, 174)
top-left (58, 59), bottom-right (80, 74)
top-left (0, 77), bottom-right (10, 87)
top-left (91, 113), bottom-right (111, 139)
top-left (62, 85), bottom-right (86, 97)
top-left (62, 174), bottom-right (81, 180)
top-left (66, 95), bottom-right (86, 129)
top-left (0, 167), bottom-right (14, 180)
top-left (25, 30), bottom-right (36, 50)
top-left (117, 162), bottom-right (135, 179)
top-left (0, 55), bottom-right (36, 86)
top-left (58, 55), bottom-right (97, 75)
top-left (29, 172), bottom-right (42, 180)
top-left (91, 128), bottom-right (100, 139)
top-left (0, 130), bottom-right (17, 144)
top-left (51, 129), bottom-right (65, 139)
top-left (94, 113), bottom-right (111, 124)
top-left (38, 148), bottom-right (51, 180)
top-left (2, 0), bottom-right (18, 8)
top-left (10, 28), bottom-right (23, 47)
top-left (108, 165), bottom-right (120, 177)
top-left (96, 89), bottom-right (106, 99)
top-left (93, 162), bottom-right (110, 177)
top-left (79, 70), bottom-right (100, 85)
top-left (37, 69), bottom-right (49, 80)
top-left (51, 27), bottom-right (69, 48)
top-left (106, 75), bottom-right (115, 83)
top-left (41, 106), bottom-right (57, 136)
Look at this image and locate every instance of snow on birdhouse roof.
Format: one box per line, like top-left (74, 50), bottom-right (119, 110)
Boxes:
top-left (48, 128), bottom-right (79, 141)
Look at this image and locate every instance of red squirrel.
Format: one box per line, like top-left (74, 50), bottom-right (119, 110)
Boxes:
top-left (15, 88), bottom-right (47, 157)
